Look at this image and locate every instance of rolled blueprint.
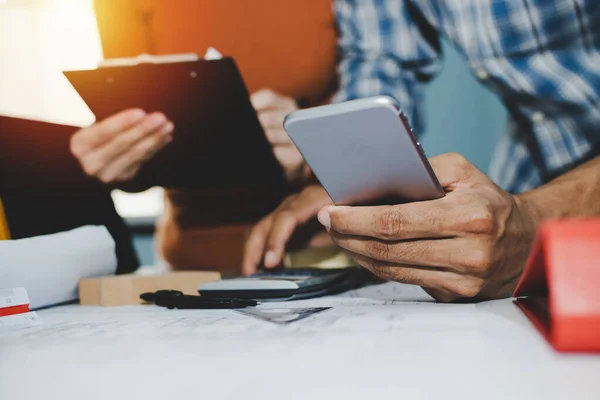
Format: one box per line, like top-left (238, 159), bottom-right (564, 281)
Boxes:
top-left (0, 226), bottom-right (117, 308)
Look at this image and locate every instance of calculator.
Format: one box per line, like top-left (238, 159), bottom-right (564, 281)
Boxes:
top-left (197, 267), bottom-right (368, 301)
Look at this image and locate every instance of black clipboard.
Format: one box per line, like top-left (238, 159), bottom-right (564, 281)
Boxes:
top-left (0, 115), bottom-right (104, 196)
top-left (63, 57), bottom-right (286, 192)
top-left (0, 115), bottom-right (140, 273)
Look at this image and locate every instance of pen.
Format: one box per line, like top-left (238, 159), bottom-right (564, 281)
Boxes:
top-left (140, 290), bottom-right (258, 309)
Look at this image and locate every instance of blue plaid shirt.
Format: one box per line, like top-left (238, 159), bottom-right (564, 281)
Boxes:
top-left (332, 0), bottom-right (600, 193)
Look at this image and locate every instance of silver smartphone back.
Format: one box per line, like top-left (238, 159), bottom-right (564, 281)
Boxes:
top-left (283, 96), bottom-right (444, 205)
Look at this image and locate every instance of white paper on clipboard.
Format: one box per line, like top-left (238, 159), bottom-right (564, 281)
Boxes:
top-left (203, 47), bottom-right (223, 60)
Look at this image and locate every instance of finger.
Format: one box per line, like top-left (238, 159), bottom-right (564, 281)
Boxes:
top-left (115, 163), bottom-right (142, 182)
top-left (264, 209), bottom-right (310, 268)
top-left (123, 122), bottom-right (173, 167)
top-left (273, 146), bottom-right (304, 173)
top-left (423, 287), bottom-right (460, 303)
top-left (96, 121), bottom-right (173, 182)
top-left (71, 109), bottom-right (146, 155)
top-left (278, 185), bottom-right (332, 215)
top-left (264, 187), bottom-right (333, 267)
top-left (345, 250), bottom-right (466, 293)
top-left (258, 111), bottom-right (286, 131)
top-left (264, 127), bottom-right (293, 145)
top-left (307, 231), bottom-right (334, 248)
top-left (330, 233), bottom-right (474, 272)
top-left (242, 216), bottom-right (273, 276)
top-left (251, 89), bottom-right (277, 111)
top-left (82, 114), bottom-right (169, 177)
top-left (251, 89), bottom-right (295, 112)
top-left (326, 201), bottom-right (453, 240)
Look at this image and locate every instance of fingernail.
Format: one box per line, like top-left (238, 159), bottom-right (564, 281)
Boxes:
top-left (318, 206), bottom-right (333, 231)
top-left (149, 113), bottom-right (167, 125)
top-left (163, 122), bottom-right (174, 135)
top-left (130, 109), bottom-right (146, 121)
top-left (264, 251), bottom-right (279, 267)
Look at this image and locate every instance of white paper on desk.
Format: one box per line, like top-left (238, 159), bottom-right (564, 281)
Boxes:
top-left (0, 301), bottom-right (479, 349)
top-left (0, 226), bottom-right (117, 309)
top-left (0, 311), bottom-right (41, 330)
top-left (341, 281), bottom-right (436, 302)
top-left (3, 303), bottom-right (600, 400)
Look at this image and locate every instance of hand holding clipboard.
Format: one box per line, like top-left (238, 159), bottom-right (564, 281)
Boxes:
top-left (64, 52), bottom-right (286, 193)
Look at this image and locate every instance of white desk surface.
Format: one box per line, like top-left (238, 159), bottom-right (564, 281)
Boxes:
top-left (1, 282), bottom-right (599, 400)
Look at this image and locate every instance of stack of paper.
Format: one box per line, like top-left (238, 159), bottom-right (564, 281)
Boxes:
top-left (0, 287), bottom-right (41, 330)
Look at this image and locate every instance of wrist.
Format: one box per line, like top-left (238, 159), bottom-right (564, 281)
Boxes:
top-left (513, 192), bottom-right (544, 230)
top-left (514, 156), bottom-right (600, 222)
top-left (516, 182), bottom-right (584, 223)
top-left (514, 181), bottom-right (576, 226)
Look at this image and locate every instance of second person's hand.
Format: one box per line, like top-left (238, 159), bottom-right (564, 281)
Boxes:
top-left (71, 109), bottom-right (174, 183)
top-left (242, 184), bottom-right (333, 276)
top-left (251, 89), bottom-right (307, 182)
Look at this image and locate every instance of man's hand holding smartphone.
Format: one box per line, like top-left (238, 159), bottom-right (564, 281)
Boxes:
top-left (242, 97), bottom-right (540, 302)
top-left (242, 153), bottom-right (540, 302)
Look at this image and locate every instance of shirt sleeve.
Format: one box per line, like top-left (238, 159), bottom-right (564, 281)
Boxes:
top-left (332, 0), bottom-right (443, 134)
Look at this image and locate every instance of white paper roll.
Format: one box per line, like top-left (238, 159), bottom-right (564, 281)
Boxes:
top-left (0, 226), bottom-right (117, 309)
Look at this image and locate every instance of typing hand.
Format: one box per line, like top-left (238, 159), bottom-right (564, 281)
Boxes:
top-left (317, 153), bottom-right (539, 302)
top-left (70, 109), bottom-right (174, 183)
top-left (251, 89), bottom-right (307, 182)
top-left (242, 184), bottom-right (333, 276)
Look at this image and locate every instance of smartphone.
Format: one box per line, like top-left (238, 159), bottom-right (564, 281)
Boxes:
top-left (283, 96), bottom-right (444, 205)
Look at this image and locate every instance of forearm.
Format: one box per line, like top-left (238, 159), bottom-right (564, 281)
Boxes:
top-left (517, 156), bottom-right (600, 222)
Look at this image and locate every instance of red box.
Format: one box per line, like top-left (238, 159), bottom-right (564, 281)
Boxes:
top-left (513, 219), bottom-right (600, 352)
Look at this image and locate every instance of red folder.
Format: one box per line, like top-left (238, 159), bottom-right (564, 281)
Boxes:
top-left (513, 219), bottom-right (600, 352)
